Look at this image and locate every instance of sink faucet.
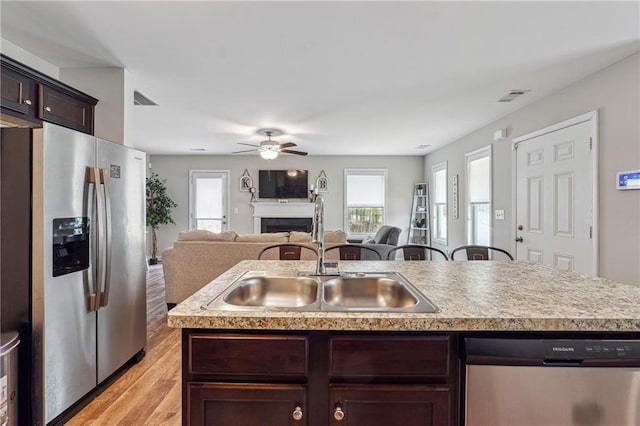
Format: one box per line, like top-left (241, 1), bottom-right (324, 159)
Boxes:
top-left (311, 194), bottom-right (326, 275)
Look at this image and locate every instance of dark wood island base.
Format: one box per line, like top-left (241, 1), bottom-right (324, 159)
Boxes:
top-left (182, 329), bottom-right (459, 426)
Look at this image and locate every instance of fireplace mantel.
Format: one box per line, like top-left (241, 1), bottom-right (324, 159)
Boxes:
top-left (250, 202), bottom-right (315, 233)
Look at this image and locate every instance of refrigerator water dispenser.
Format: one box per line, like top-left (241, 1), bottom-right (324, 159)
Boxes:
top-left (53, 217), bottom-right (90, 277)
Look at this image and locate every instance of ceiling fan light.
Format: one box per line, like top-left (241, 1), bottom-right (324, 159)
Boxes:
top-left (260, 149), bottom-right (278, 160)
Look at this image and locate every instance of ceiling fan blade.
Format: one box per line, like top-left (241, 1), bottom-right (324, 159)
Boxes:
top-left (279, 142), bottom-right (297, 148)
top-left (232, 149), bottom-right (258, 154)
top-left (237, 142), bottom-right (260, 147)
top-left (280, 149), bottom-right (308, 156)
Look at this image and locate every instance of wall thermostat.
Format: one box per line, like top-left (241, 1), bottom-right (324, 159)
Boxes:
top-left (617, 170), bottom-right (640, 190)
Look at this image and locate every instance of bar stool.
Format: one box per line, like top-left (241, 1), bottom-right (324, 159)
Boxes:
top-left (325, 244), bottom-right (382, 260)
top-left (387, 245), bottom-right (449, 261)
top-left (258, 243), bottom-right (318, 260)
top-left (450, 245), bottom-right (513, 260)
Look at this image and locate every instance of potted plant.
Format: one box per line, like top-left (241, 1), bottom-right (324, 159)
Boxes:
top-left (146, 172), bottom-right (177, 265)
top-left (416, 183), bottom-right (425, 196)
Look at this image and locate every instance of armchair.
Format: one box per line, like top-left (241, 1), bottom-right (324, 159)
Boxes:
top-left (371, 225), bottom-right (402, 245)
top-left (356, 225), bottom-right (402, 260)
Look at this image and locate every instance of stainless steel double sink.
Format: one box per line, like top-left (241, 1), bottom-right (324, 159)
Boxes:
top-left (203, 271), bottom-right (440, 313)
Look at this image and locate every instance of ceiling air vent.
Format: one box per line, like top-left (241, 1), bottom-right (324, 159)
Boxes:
top-left (133, 90), bottom-right (158, 106)
top-left (498, 89), bottom-right (531, 103)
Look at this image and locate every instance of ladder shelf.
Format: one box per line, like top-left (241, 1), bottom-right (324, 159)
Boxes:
top-left (407, 183), bottom-right (431, 245)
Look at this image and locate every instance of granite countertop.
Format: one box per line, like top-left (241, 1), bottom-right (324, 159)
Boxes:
top-left (167, 260), bottom-right (640, 332)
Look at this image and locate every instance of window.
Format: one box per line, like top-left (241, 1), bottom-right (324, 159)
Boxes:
top-left (344, 169), bottom-right (386, 236)
top-left (189, 170), bottom-right (229, 232)
top-left (432, 161), bottom-right (447, 244)
top-left (466, 146), bottom-right (492, 245)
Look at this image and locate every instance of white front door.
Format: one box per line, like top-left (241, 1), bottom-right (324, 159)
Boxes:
top-left (189, 170), bottom-right (229, 232)
top-left (514, 116), bottom-right (595, 274)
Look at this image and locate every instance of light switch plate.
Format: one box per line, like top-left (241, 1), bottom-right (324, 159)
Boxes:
top-left (617, 170), bottom-right (640, 190)
top-left (495, 209), bottom-right (505, 220)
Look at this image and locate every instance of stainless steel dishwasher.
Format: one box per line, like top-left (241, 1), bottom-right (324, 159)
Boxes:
top-left (464, 338), bottom-right (640, 426)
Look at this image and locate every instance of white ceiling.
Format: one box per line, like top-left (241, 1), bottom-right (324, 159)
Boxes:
top-left (1, 1), bottom-right (638, 156)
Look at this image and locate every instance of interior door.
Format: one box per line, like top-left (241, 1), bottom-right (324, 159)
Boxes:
top-left (515, 119), bottom-right (593, 274)
top-left (190, 170), bottom-right (229, 232)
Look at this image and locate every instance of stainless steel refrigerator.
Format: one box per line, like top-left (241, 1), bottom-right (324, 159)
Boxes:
top-left (0, 123), bottom-right (146, 425)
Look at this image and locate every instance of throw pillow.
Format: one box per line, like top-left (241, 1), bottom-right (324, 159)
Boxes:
top-left (289, 231), bottom-right (311, 242)
top-left (177, 230), bottom-right (237, 242)
top-left (235, 232), bottom-right (290, 242)
top-left (324, 230), bottom-right (347, 243)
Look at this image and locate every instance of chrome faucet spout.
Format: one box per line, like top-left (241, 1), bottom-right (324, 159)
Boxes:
top-left (312, 195), bottom-right (326, 275)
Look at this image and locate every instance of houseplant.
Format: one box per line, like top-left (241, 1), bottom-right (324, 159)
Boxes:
top-left (146, 172), bottom-right (177, 265)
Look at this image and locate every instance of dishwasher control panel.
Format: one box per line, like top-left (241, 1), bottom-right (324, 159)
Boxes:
top-left (466, 338), bottom-right (640, 366)
top-left (544, 340), bottom-right (640, 359)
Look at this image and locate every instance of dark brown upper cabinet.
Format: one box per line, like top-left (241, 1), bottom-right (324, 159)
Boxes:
top-left (1, 65), bottom-right (37, 115)
top-left (1, 54), bottom-right (98, 135)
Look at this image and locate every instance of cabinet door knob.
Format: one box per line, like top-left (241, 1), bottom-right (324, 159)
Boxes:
top-left (23, 99), bottom-right (32, 105)
top-left (292, 406), bottom-right (303, 421)
top-left (334, 406), bottom-right (345, 421)
top-left (44, 106), bottom-right (52, 112)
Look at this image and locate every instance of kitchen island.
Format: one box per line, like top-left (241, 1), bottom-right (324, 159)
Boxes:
top-left (168, 260), bottom-right (640, 425)
top-left (169, 260), bottom-right (640, 331)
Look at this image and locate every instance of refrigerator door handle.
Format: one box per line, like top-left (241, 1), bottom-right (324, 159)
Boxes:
top-left (99, 168), bottom-right (112, 307)
top-left (87, 166), bottom-right (102, 311)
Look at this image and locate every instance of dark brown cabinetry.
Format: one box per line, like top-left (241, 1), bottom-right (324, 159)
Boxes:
top-left (185, 334), bottom-right (309, 425)
top-left (39, 84), bottom-right (95, 134)
top-left (1, 65), bottom-right (37, 115)
top-left (328, 336), bottom-right (455, 426)
top-left (1, 55), bottom-right (97, 134)
top-left (329, 384), bottom-right (450, 425)
top-left (183, 331), bottom-right (459, 426)
top-left (188, 383), bottom-right (307, 426)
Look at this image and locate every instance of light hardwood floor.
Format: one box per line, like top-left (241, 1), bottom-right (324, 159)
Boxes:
top-left (67, 265), bottom-right (181, 425)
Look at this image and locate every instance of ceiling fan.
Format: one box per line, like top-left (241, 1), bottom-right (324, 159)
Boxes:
top-left (232, 128), bottom-right (308, 160)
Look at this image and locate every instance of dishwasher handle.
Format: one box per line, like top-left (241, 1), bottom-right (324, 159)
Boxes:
top-left (542, 359), bottom-right (584, 367)
top-left (465, 338), bottom-right (547, 365)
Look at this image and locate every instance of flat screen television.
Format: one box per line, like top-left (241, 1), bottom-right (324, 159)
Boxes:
top-left (259, 169), bottom-right (308, 199)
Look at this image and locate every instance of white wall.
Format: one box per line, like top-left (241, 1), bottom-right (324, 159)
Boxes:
top-left (59, 67), bottom-right (131, 145)
top-left (0, 38), bottom-right (59, 78)
top-left (424, 53), bottom-right (640, 286)
top-left (149, 155), bottom-right (424, 256)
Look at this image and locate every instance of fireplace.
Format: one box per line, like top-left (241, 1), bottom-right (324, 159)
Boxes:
top-left (251, 202), bottom-right (315, 233)
top-left (261, 217), bottom-right (313, 233)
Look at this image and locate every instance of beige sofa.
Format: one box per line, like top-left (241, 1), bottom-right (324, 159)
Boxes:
top-left (162, 230), bottom-right (346, 305)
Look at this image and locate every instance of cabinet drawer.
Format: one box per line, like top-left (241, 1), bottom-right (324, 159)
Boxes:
top-left (329, 336), bottom-right (450, 378)
top-left (189, 334), bottom-right (308, 376)
top-left (39, 84), bottom-right (94, 134)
